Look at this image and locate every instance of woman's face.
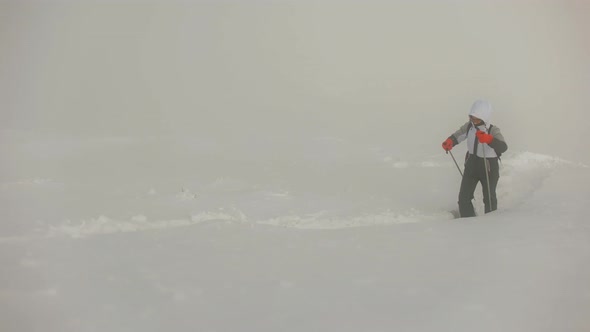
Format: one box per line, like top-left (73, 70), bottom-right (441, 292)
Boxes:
top-left (469, 115), bottom-right (483, 125)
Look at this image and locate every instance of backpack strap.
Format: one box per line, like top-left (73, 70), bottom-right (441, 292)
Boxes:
top-left (487, 124), bottom-right (503, 163)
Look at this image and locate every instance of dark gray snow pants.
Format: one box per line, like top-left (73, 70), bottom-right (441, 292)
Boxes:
top-left (458, 155), bottom-right (500, 218)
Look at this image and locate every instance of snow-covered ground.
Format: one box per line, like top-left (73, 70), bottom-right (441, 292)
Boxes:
top-left (3, 1), bottom-right (590, 331)
top-left (1, 134), bottom-right (589, 332)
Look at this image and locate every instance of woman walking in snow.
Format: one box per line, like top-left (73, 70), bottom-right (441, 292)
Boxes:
top-left (442, 100), bottom-right (508, 218)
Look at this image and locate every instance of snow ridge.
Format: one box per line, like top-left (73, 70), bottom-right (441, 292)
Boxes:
top-left (48, 210), bottom-right (246, 239)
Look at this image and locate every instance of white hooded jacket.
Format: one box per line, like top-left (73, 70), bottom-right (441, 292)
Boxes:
top-left (451, 100), bottom-right (507, 158)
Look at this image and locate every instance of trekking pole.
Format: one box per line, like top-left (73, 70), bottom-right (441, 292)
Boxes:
top-left (447, 150), bottom-right (463, 177)
top-left (482, 131), bottom-right (493, 212)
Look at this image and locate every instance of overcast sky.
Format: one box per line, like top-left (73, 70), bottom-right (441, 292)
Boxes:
top-left (1, 0), bottom-right (589, 163)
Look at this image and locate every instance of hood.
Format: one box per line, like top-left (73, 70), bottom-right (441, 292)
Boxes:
top-left (468, 100), bottom-right (493, 125)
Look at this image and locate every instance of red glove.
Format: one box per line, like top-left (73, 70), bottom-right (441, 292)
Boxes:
top-left (476, 131), bottom-right (494, 144)
top-left (442, 138), bottom-right (454, 151)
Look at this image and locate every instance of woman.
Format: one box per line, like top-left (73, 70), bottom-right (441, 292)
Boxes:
top-left (442, 100), bottom-right (508, 217)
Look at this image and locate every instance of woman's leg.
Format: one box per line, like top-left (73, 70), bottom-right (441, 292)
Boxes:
top-left (458, 174), bottom-right (479, 218)
top-left (481, 159), bottom-right (500, 213)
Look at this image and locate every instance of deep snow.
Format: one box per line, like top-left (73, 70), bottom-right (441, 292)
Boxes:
top-left (1, 134), bottom-right (589, 332)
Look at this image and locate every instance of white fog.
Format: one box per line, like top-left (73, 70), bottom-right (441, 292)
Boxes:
top-left (1, 1), bottom-right (589, 331)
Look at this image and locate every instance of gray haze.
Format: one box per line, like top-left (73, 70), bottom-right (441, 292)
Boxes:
top-left (1, 0), bottom-right (589, 162)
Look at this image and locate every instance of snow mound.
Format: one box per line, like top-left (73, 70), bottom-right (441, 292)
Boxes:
top-left (502, 151), bottom-right (585, 169)
top-left (495, 151), bottom-right (587, 212)
top-left (49, 210), bottom-right (246, 238)
top-left (257, 209), bottom-right (453, 229)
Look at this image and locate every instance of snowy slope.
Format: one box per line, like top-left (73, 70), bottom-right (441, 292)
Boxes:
top-left (1, 135), bottom-right (589, 332)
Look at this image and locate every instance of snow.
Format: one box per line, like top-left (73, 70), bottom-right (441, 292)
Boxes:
top-left (2, 1), bottom-right (590, 331)
top-left (1, 133), bottom-right (589, 332)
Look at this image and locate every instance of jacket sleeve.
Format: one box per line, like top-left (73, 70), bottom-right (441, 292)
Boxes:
top-left (449, 122), bottom-right (471, 145)
top-left (489, 126), bottom-right (508, 155)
